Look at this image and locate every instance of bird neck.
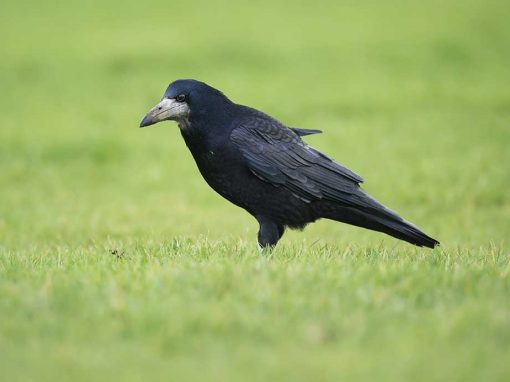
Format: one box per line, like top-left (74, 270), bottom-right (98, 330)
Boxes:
top-left (180, 103), bottom-right (235, 153)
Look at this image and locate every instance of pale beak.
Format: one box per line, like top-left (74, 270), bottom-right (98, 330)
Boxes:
top-left (139, 98), bottom-right (181, 128)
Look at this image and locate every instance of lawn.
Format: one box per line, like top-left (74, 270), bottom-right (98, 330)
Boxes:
top-left (1, 0), bottom-right (509, 381)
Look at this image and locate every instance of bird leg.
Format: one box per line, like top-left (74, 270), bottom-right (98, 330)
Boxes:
top-left (257, 217), bottom-right (284, 249)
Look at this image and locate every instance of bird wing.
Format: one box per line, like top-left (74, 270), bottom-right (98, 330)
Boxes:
top-left (230, 117), bottom-right (365, 204)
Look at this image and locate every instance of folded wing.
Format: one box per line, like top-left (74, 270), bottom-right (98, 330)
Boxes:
top-left (230, 118), bottom-right (367, 206)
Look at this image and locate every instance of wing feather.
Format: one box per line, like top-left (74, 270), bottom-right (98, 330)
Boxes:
top-left (230, 118), bottom-right (364, 204)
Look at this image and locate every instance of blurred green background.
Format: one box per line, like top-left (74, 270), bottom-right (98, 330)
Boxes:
top-left (1, 0), bottom-right (509, 381)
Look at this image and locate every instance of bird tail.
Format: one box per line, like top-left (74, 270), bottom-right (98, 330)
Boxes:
top-left (318, 192), bottom-right (439, 249)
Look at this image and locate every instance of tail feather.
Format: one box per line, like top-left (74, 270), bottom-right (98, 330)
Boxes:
top-left (318, 192), bottom-right (440, 248)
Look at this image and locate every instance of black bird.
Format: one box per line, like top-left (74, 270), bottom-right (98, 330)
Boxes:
top-left (140, 79), bottom-right (439, 249)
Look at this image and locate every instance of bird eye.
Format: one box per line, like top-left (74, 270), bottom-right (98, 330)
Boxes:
top-left (175, 94), bottom-right (186, 102)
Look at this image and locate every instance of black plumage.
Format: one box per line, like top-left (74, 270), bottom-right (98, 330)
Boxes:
top-left (140, 79), bottom-right (439, 249)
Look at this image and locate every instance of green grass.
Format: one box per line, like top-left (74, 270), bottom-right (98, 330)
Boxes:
top-left (1, 0), bottom-right (509, 380)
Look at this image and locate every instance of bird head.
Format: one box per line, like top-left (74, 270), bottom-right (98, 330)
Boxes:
top-left (139, 79), bottom-right (231, 128)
